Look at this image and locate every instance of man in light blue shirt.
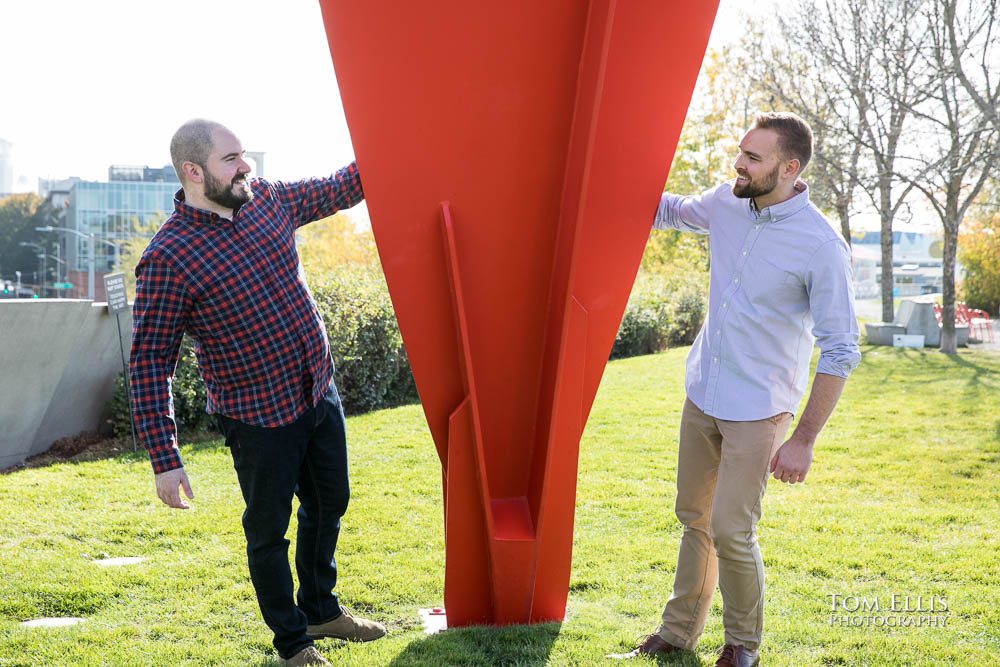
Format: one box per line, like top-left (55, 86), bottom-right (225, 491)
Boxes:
top-left (615, 112), bottom-right (860, 667)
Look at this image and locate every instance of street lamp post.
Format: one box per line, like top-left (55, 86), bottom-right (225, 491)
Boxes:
top-left (39, 254), bottom-right (66, 297)
top-left (52, 242), bottom-right (62, 287)
top-left (19, 241), bottom-right (47, 297)
top-left (36, 226), bottom-right (121, 300)
top-left (36, 225), bottom-right (95, 299)
top-left (20, 241), bottom-right (69, 298)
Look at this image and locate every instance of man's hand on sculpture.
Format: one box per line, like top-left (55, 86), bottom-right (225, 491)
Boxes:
top-left (155, 468), bottom-right (195, 509)
top-left (769, 434), bottom-right (814, 484)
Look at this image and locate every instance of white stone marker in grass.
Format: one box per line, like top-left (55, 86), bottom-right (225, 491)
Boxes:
top-left (93, 556), bottom-right (146, 567)
top-left (418, 607), bottom-right (448, 634)
top-left (21, 618), bottom-right (85, 628)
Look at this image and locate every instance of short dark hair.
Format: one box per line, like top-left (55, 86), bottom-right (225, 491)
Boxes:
top-left (752, 112), bottom-right (813, 173)
top-left (170, 119), bottom-right (224, 184)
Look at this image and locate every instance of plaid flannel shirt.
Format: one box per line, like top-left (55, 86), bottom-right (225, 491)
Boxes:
top-left (129, 162), bottom-right (364, 473)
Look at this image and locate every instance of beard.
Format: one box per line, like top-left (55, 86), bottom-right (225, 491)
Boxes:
top-left (203, 168), bottom-right (252, 210)
top-left (732, 163), bottom-right (780, 200)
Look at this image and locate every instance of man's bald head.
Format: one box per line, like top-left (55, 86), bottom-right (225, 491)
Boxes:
top-left (170, 119), bottom-right (226, 185)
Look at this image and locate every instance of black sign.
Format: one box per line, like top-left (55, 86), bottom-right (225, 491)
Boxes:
top-left (103, 273), bottom-right (129, 314)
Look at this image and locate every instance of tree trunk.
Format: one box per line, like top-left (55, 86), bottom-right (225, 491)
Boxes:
top-left (880, 208), bottom-right (894, 323)
top-left (837, 199), bottom-right (852, 247)
top-left (939, 224), bottom-right (958, 354)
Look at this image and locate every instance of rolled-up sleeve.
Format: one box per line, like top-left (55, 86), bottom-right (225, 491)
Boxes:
top-left (652, 188), bottom-right (714, 234)
top-left (806, 239), bottom-right (861, 378)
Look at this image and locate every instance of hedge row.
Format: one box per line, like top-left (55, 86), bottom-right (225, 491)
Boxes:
top-left (611, 270), bottom-right (707, 359)
top-left (110, 269), bottom-right (705, 437)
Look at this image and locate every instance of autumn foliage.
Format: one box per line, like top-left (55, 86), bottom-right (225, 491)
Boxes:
top-left (959, 209), bottom-right (1000, 315)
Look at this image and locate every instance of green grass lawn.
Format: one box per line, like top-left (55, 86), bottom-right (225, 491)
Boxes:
top-left (1, 346), bottom-right (997, 666)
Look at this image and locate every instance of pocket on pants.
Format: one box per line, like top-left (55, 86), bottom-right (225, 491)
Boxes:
top-left (320, 383), bottom-right (345, 422)
top-left (215, 414), bottom-right (241, 448)
top-left (768, 412), bottom-right (792, 426)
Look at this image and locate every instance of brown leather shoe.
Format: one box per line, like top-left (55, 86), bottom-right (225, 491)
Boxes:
top-left (607, 633), bottom-right (683, 659)
top-left (306, 607), bottom-right (386, 642)
top-left (283, 646), bottom-right (330, 666)
top-left (714, 644), bottom-right (760, 667)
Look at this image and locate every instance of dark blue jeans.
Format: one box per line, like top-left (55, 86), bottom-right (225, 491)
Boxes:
top-left (216, 384), bottom-right (349, 659)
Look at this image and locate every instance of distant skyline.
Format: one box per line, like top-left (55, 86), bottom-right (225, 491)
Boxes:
top-left (2, 1), bottom-right (762, 195)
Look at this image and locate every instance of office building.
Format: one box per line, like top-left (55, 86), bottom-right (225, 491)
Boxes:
top-left (0, 139), bottom-right (13, 196)
top-left (54, 166), bottom-right (178, 299)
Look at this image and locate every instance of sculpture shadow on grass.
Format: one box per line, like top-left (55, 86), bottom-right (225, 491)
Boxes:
top-left (386, 621), bottom-right (561, 667)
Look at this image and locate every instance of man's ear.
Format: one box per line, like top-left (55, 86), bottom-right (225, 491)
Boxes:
top-left (784, 158), bottom-right (801, 180)
top-left (182, 161), bottom-right (203, 184)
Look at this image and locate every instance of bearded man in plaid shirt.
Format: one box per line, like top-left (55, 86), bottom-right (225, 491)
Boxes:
top-left (130, 119), bottom-right (384, 667)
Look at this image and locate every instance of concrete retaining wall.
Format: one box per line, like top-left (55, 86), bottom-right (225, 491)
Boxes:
top-left (0, 300), bottom-right (131, 468)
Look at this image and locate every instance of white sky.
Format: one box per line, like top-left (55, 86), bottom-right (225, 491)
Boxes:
top-left (1, 0), bottom-right (763, 192)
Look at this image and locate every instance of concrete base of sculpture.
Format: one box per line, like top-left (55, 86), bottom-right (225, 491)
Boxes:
top-left (864, 323), bottom-right (908, 346)
top-left (865, 299), bottom-right (968, 347)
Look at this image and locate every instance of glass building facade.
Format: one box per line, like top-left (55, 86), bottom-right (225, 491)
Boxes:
top-left (64, 179), bottom-right (178, 272)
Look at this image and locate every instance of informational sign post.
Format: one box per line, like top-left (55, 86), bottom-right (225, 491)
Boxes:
top-left (104, 273), bottom-right (128, 315)
top-left (103, 272), bottom-right (137, 452)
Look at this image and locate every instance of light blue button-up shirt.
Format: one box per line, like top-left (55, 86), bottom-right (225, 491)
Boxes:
top-left (653, 180), bottom-right (860, 421)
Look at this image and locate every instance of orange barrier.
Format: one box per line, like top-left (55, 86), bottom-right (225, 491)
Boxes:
top-left (320, 0), bottom-right (719, 626)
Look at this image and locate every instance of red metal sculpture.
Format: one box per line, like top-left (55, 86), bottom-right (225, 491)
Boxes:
top-left (319, 0), bottom-right (719, 626)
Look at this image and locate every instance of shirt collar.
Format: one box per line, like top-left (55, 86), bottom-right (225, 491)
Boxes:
top-left (173, 188), bottom-right (233, 225)
top-left (750, 180), bottom-right (811, 222)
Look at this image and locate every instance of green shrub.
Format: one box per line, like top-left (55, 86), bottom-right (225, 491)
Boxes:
top-left (108, 337), bottom-right (214, 438)
top-left (665, 280), bottom-right (706, 346)
top-left (310, 271), bottom-right (418, 415)
top-left (611, 270), bottom-right (707, 359)
top-left (109, 374), bottom-right (131, 439)
top-left (612, 283), bottom-right (669, 359)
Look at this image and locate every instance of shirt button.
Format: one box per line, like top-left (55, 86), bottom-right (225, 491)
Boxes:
top-left (734, 277), bottom-right (740, 284)
top-left (722, 302), bottom-right (728, 308)
top-left (713, 357), bottom-right (719, 363)
top-left (742, 251), bottom-right (748, 256)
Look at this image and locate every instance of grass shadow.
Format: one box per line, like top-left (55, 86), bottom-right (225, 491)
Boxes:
top-left (2, 429), bottom-right (225, 474)
top-left (386, 622), bottom-right (561, 667)
top-left (943, 350), bottom-right (999, 394)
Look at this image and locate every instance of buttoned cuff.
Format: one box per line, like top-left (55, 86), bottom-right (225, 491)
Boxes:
top-left (148, 444), bottom-right (184, 474)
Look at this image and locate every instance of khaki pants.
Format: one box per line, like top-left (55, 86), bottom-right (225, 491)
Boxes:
top-left (658, 399), bottom-right (792, 652)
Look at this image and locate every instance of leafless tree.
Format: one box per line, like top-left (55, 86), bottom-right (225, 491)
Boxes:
top-left (810, 113), bottom-right (866, 249)
top-left (943, 0), bottom-right (1000, 131)
top-left (900, 0), bottom-right (1000, 353)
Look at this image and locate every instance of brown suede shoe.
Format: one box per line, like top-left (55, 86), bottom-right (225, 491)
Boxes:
top-left (306, 607), bottom-right (386, 642)
top-left (607, 633), bottom-right (683, 659)
top-left (715, 644), bottom-right (760, 667)
top-left (283, 646), bottom-right (330, 666)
